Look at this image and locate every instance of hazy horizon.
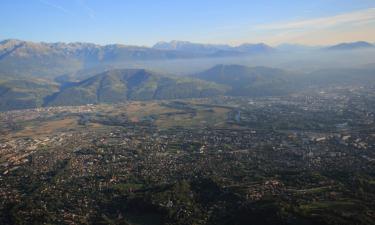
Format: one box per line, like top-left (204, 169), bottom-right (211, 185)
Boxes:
top-left (1, 37), bottom-right (374, 48)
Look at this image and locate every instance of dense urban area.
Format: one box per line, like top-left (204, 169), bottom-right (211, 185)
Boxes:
top-left (1, 85), bottom-right (374, 225)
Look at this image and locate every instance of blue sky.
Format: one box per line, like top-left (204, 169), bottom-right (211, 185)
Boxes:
top-left (0, 0), bottom-right (374, 46)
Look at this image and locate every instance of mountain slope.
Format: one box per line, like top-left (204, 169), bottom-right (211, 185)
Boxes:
top-left (47, 69), bottom-right (227, 106)
top-left (0, 78), bottom-right (58, 111)
top-left (193, 65), bottom-right (292, 96)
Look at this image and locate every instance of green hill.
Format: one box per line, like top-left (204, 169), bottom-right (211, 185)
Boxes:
top-left (47, 69), bottom-right (227, 106)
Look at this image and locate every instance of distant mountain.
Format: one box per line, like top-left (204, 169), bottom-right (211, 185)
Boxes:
top-left (325, 41), bottom-right (374, 51)
top-left (46, 69), bottom-right (227, 106)
top-left (276, 43), bottom-right (320, 52)
top-left (234, 43), bottom-right (275, 53)
top-left (153, 41), bottom-right (275, 56)
top-left (153, 40), bottom-right (232, 54)
top-left (193, 64), bottom-right (293, 96)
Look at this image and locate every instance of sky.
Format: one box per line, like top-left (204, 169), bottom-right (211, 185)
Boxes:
top-left (0, 0), bottom-right (374, 46)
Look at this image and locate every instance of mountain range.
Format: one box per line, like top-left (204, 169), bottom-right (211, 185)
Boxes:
top-left (153, 41), bottom-right (275, 55)
top-left (0, 39), bottom-right (276, 78)
top-left (1, 39), bottom-right (373, 79)
top-left (0, 39), bottom-right (193, 78)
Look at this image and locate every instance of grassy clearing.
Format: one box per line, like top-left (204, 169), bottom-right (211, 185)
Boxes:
top-left (11, 117), bottom-right (78, 138)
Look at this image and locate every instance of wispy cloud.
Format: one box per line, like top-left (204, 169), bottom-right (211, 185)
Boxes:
top-left (37, 0), bottom-right (72, 15)
top-left (256, 8), bottom-right (375, 30)
top-left (76, 0), bottom-right (96, 20)
top-left (38, 0), bottom-right (95, 19)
